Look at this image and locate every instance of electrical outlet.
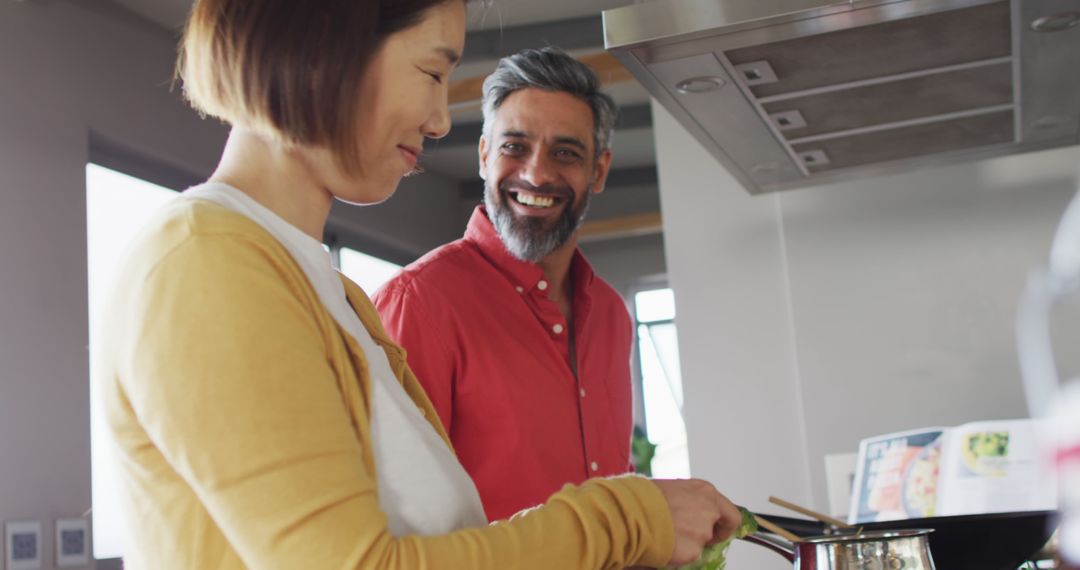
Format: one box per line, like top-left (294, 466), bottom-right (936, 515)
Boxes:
top-left (55, 518), bottom-right (90, 567)
top-left (5, 521), bottom-right (43, 570)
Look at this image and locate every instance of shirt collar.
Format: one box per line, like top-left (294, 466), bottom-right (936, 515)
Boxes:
top-left (464, 205), bottom-right (596, 294)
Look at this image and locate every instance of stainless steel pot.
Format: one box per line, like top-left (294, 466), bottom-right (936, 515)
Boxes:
top-left (744, 528), bottom-right (936, 570)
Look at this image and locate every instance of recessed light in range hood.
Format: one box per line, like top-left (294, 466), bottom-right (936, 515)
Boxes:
top-left (603, 0), bottom-right (1080, 194)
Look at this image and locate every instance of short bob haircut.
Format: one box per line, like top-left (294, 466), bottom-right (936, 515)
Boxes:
top-left (177, 0), bottom-right (462, 173)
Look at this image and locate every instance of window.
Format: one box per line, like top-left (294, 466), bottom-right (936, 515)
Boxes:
top-left (86, 165), bottom-right (403, 560)
top-left (86, 164), bottom-right (177, 560)
top-left (337, 247), bottom-right (402, 294)
top-left (635, 287), bottom-right (691, 478)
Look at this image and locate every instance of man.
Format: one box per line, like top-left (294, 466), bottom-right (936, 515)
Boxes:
top-left (373, 47), bottom-right (631, 522)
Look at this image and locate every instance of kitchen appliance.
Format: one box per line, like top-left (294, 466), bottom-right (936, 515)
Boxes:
top-left (603, 0), bottom-right (1080, 194)
top-left (756, 510), bottom-right (1057, 570)
top-left (746, 528), bottom-right (936, 570)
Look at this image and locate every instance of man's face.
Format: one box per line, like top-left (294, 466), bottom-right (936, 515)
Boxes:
top-left (479, 88), bottom-right (612, 263)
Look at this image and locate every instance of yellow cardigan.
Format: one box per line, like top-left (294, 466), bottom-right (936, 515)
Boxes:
top-left (95, 199), bottom-right (674, 570)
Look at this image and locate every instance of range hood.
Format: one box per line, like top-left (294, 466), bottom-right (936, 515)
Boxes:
top-left (603, 0), bottom-right (1080, 194)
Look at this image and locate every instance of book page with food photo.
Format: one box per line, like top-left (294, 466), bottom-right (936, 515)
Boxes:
top-left (849, 419), bottom-right (1057, 524)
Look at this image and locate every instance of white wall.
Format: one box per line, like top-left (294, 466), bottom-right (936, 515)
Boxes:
top-left (652, 102), bottom-right (812, 569)
top-left (653, 101), bottom-right (1080, 568)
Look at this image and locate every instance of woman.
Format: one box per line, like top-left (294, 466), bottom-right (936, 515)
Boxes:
top-left (94, 0), bottom-right (741, 568)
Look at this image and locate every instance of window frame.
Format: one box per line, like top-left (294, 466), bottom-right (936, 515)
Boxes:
top-left (626, 278), bottom-right (691, 478)
top-left (626, 274), bottom-right (671, 435)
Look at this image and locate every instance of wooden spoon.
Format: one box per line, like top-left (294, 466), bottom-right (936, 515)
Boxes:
top-left (753, 514), bottom-right (804, 543)
top-left (768, 495), bottom-right (854, 529)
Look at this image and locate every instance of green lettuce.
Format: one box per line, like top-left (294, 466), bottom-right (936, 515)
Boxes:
top-left (671, 507), bottom-right (758, 570)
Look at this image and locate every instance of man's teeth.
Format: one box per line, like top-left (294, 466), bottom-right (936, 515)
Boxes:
top-left (514, 193), bottom-right (556, 208)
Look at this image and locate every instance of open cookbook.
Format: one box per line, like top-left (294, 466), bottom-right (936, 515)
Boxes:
top-left (847, 419), bottom-right (1058, 524)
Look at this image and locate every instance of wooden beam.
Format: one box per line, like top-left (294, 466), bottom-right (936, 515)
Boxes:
top-left (581, 51), bottom-right (637, 86)
top-left (578, 212), bottom-right (663, 242)
top-left (448, 75), bottom-right (488, 107)
top-left (449, 52), bottom-right (634, 106)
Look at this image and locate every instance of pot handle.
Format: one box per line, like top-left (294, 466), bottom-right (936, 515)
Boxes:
top-left (741, 532), bottom-right (796, 563)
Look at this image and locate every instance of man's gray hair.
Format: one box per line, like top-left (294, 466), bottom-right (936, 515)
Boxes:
top-left (481, 47), bottom-right (618, 158)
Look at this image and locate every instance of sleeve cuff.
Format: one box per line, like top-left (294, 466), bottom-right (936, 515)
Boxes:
top-left (621, 475), bottom-right (675, 568)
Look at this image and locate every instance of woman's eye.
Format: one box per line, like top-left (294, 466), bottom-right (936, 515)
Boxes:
top-left (423, 70), bottom-right (444, 84)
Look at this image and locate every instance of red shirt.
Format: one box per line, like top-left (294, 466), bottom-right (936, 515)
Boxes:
top-left (372, 206), bottom-right (634, 522)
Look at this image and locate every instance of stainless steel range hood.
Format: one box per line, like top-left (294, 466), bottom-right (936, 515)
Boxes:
top-left (603, 0), bottom-right (1080, 194)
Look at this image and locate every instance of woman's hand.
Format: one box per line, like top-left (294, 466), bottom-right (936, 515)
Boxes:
top-left (652, 479), bottom-right (741, 566)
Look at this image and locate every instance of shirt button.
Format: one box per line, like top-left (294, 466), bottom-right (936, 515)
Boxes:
top-left (537, 280), bottom-right (548, 291)
top-left (552, 323), bottom-right (564, 334)
top-left (579, 388), bottom-right (586, 398)
top-left (590, 461), bottom-right (599, 472)
top-left (515, 286), bottom-right (524, 294)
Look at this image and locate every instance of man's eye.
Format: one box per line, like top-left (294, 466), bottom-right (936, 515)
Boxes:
top-left (555, 149), bottom-right (581, 160)
top-left (502, 143), bottom-right (524, 153)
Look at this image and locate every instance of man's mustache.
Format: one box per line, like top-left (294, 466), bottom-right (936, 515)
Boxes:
top-left (499, 180), bottom-right (573, 201)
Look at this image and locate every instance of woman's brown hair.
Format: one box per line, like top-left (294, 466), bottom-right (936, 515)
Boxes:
top-left (177, 0), bottom-right (460, 172)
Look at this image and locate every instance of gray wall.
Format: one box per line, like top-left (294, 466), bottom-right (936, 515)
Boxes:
top-left (1, 3), bottom-right (227, 568)
top-left (588, 183), bottom-right (662, 220)
top-left (653, 101), bottom-right (1080, 569)
top-left (329, 171), bottom-right (467, 266)
top-left (0, 2), bottom-right (461, 567)
top-left (580, 233), bottom-right (667, 297)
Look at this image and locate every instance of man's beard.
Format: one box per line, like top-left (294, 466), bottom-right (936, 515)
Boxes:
top-left (484, 179), bottom-right (592, 263)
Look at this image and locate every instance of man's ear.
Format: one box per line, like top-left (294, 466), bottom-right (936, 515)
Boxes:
top-left (591, 148), bottom-right (613, 195)
top-left (478, 136), bottom-right (489, 180)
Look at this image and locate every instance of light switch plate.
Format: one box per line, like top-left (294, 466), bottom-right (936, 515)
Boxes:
top-left (55, 518), bottom-right (90, 567)
top-left (5, 520), bottom-right (43, 570)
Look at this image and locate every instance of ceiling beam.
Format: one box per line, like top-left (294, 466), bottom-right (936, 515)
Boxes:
top-left (579, 212), bottom-right (663, 243)
top-left (606, 165), bottom-right (659, 188)
top-left (462, 15), bottom-right (604, 64)
top-left (440, 102), bottom-right (654, 148)
top-left (449, 52), bottom-right (635, 106)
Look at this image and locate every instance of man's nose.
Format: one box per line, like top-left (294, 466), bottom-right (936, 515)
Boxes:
top-left (519, 153), bottom-right (559, 188)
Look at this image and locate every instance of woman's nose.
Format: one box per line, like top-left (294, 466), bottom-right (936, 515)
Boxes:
top-left (424, 96), bottom-right (452, 140)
